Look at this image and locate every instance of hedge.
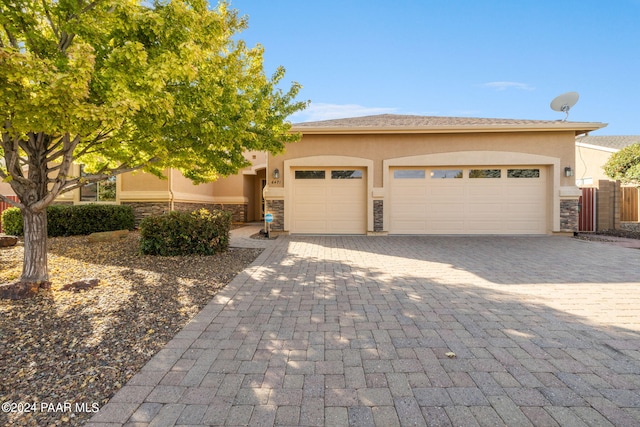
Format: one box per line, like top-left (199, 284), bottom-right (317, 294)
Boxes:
top-left (1, 204), bottom-right (135, 237)
top-left (139, 209), bottom-right (231, 256)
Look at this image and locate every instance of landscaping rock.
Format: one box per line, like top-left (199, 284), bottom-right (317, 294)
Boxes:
top-left (0, 281), bottom-right (51, 300)
top-left (62, 278), bottom-right (101, 292)
top-left (87, 229), bottom-right (129, 243)
top-left (0, 235), bottom-right (18, 247)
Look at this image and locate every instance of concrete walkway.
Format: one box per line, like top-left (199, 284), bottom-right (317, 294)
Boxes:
top-left (88, 235), bottom-right (640, 426)
top-left (229, 223), bottom-right (278, 249)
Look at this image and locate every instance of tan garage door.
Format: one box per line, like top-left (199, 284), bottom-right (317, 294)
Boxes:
top-left (292, 168), bottom-right (366, 234)
top-left (390, 167), bottom-right (547, 234)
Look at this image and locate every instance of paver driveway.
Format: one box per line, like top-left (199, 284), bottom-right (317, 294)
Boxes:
top-left (88, 235), bottom-right (640, 427)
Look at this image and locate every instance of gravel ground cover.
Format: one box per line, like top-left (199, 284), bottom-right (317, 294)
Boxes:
top-left (0, 230), bottom-right (262, 427)
top-left (574, 228), bottom-right (640, 242)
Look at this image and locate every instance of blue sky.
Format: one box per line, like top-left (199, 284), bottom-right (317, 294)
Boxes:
top-left (229, 0), bottom-right (639, 135)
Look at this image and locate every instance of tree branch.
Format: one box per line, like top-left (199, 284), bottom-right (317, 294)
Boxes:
top-left (60, 162), bottom-right (147, 194)
top-left (73, 129), bottom-right (115, 159)
top-left (42, 0), bottom-right (59, 39)
top-left (1, 25), bottom-right (19, 49)
top-left (0, 193), bottom-right (23, 209)
top-left (44, 134), bottom-right (65, 157)
top-left (58, 31), bottom-right (75, 53)
top-left (33, 133), bottom-right (81, 209)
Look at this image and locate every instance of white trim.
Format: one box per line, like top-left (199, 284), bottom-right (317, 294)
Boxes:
top-left (264, 187), bottom-right (285, 199)
top-left (559, 186), bottom-right (582, 198)
top-left (118, 191), bottom-right (172, 202)
top-left (383, 151), bottom-right (561, 233)
top-left (575, 142), bottom-right (619, 153)
top-left (172, 191), bottom-right (216, 204)
top-left (242, 163), bottom-right (267, 175)
top-left (294, 123), bottom-right (605, 135)
top-left (284, 155), bottom-right (374, 233)
top-left (211, 196), bottom-right (249, 204)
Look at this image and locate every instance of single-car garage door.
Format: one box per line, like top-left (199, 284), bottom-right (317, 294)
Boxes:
top-left (390, 166), bottom-right (547, 234)
top-left (292, 168), bottom-right (366, 234)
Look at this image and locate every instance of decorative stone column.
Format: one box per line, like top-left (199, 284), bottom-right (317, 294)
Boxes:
top-left (560, 199), bottom-right (579, 232)
top-left (266, 199), bottom-right (284, 232)
top-left (373, 200), bottom-right (384, 232)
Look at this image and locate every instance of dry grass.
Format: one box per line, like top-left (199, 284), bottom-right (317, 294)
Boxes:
top-left (0, 231), bottom-right (261, 426)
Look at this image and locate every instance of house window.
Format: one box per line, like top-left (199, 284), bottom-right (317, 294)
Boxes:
top-left (79, 166), bottom-right (116, 202)
top-left (295, 170), bottom-right (325, 179)
top-left (469, 169), bottom-right (501, 178)
top-left (507, 168), bottom-right (540, 178)
top-left (331, 170), bottom-right (362, 179)
top-left (430, 169), bottom-right (463, 179)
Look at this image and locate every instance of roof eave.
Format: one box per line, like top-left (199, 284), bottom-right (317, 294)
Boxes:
top-left (292, 122), bottom-right (607, 136)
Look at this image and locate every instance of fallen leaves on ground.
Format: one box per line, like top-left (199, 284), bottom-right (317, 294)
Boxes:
top-left (0, 231), bottom-right (262, 427)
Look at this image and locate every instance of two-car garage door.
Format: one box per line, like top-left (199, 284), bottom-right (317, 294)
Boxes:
top-left (390, 166), bottom-right (547, 234)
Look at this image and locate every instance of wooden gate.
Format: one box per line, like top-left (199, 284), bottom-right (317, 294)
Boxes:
top-left (621, 187), bottom-right (639, 222)
top-left (0, 195), bottom-right (19, 232)
top-left (579, 187), bottom-right (596, 232)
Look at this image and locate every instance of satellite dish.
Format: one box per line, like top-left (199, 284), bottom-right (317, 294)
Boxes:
top-left (550, 91), bottom-right (579, 121)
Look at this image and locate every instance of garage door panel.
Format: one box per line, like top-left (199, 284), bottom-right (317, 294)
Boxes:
top-left (329, 220), bottom-right (367, 233)
top-left (292, 168), bottom-right (366, 234)
top-left (392, 221), bottom-right (428, 233)
top-left (430, 220), bottom-right (465, 233)
top-left (466, 220), bottom-right (504, 233)
top-left (468, 203), bottom-right (504, 217)
top-left (294, 220), bottom-right (329, 234)
top-left (504, 220), bottom-right (545, 233)
top-left (429, 204), bottom-right (464, 218)
top-left (391, 166), bottom-right (547, 234)
top-left (430, 186), bottom-right (464, 197)
top-left (295, 203), bottom-right (327, 216)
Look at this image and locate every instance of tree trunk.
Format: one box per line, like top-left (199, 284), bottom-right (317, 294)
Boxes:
top-left (20, 207), bottom-right (50, 283)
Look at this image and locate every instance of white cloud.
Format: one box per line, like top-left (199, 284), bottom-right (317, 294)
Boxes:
top-left (482, 81), bottom-right (535, 91)
top-left (291, 103), bottom-right (398, 123)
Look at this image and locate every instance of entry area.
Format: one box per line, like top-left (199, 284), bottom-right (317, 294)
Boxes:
top-left (389, 166), bottom-right (547, 234)
top-left (291, 168), bottom-right (367, 234)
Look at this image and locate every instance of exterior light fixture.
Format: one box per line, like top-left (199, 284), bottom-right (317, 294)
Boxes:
top-left (272, 168), bottom-right (280, 179)
top-left (564, 166), bottom-right (573, 177)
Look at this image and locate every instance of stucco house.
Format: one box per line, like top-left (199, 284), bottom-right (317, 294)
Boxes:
top-left (575, 135), bottom-right (640, 186)
top-left (2, 114), bottom-right (607, 235)
top-left (264, 114), bottom-right (605, 235)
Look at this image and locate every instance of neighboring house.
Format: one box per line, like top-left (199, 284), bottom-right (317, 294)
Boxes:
top-left (575, 135), bottom-right (640, 185)
top-left (264, 114), bottom-right (605, 235)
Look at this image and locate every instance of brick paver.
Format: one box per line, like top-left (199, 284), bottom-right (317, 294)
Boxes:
top-left (88, 235), bottom-right (640, 426)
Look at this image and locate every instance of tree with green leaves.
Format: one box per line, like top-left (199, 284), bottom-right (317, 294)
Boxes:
top-left (603, 143), bottom-right (640, 185)
top-left (0, 0), bottom-right (307, 287)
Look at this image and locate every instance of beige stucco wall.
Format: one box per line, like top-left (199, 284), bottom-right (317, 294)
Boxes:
top-left (211, 151), bottom-right (266, 199)
top-left (266, 130), bottom-right (581, 234)
top-left (575, 144), bottom-right (615, 184)
top-left (0, 182), bottom-right (16, 197)
top-left (121, 170), bottom-right (169, 192)
top-left (268, 131), bottom-right (578, 189)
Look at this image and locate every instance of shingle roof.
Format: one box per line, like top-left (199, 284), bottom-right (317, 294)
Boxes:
top-left (292, 114), bottom-right (605, 134)
top-left (294, 114), bottom-right (563, 127)
top-left (575, 135), bottom-right (640, 151)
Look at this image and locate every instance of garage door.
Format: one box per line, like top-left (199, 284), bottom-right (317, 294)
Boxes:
top-left (390, 167), bottom-right (547, 234)
top-left (292, 168), bottom-right (366, 234)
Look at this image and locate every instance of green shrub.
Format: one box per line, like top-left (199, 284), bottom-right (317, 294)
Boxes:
top-left (0, 204), bottom-right (135, 236)
top-left (139, 209), bottom-right (231, 256)
top-left (1, 207), bottom-right (22, 235)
